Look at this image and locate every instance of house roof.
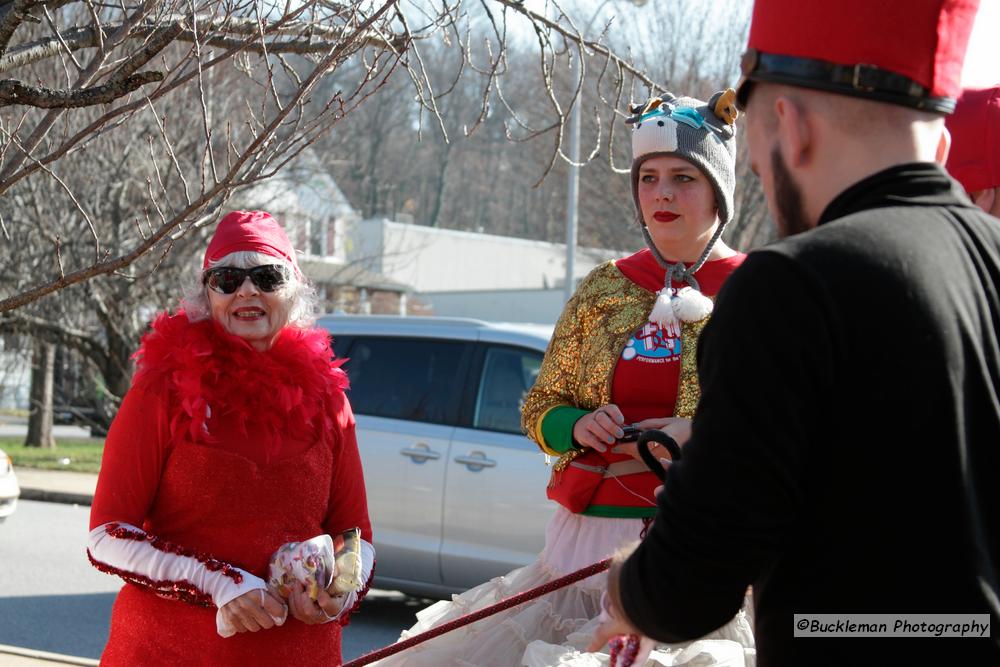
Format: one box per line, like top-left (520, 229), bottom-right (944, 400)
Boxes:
top-left (237, 149), bottom-right (359, 224)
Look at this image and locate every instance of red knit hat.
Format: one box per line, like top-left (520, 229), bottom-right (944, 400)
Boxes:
top-left (203, 210), bottom-right (300, 273)
top-left (736, 0), bottom-right (980, 113)
top-left (946, 85), bottom-right (1000, 192)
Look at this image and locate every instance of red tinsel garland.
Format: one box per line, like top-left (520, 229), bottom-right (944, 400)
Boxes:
top-left (87, 549), bottom-right (215, 607)
top-left (608, 634), bottom-right (641, 667)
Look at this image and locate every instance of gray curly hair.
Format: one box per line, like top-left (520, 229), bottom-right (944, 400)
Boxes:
top-left (181, 251), bottom-right (318, 328)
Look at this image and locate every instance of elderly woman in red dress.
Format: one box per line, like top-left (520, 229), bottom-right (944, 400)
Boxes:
top-left (87, 210), bottom-right (374, 665)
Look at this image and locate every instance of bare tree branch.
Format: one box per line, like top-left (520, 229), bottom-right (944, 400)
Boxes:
top-left (1, 0), bottom-right (402, 313)
top-left (0, 312), bottom-right (110, 371)
top-left (0, 16), bottom-right (405, 74)
top-left (0, 70), bottom-right (160, 107)
top-left (0, 0), bottom-right (42, 58)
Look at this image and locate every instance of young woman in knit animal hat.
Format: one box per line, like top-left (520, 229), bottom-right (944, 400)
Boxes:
top-left (375, 91), bottom-right (755, 667)
top-left (87, 211), bottom-right (374, 665)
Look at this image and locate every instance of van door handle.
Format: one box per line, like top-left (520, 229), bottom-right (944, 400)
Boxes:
top-left (454, 451), bottom-right (497, 471)
top-left (400, 443), bottom-right (441, 463)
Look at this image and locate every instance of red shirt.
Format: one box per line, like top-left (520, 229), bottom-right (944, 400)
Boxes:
top-left (611, 249), bottom-right (746, 424)
top-left (581, 249), bottom-right (745, 513)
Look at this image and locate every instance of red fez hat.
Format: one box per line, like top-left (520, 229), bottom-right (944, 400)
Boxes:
top-left (203, 210), bottom-right (300, 273)
top-left (946, 85), bottom-right (1000, 192)
top-left (736, 0), bottom-right (980, 113)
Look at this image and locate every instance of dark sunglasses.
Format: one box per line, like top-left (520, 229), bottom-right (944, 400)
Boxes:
top-left (202, 265), bottom-right (288, 294)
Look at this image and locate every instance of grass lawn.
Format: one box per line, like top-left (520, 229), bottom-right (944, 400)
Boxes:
top-left (1, 438), bottom-right (105, 474)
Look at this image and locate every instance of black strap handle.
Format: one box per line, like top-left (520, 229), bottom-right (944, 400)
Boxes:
top-left (636, 429), bottom-right (682, 482)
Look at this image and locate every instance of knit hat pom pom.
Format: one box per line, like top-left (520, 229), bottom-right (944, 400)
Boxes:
top-left (672, 286), bottom-right (713, 322)
top-left (649, 288), bottom-right (682, 337)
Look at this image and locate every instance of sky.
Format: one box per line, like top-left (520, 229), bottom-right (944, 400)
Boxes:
top-left (962, 0), bottom-right (1000, 87)
top-left (524, 0), bottom-right (997, 88)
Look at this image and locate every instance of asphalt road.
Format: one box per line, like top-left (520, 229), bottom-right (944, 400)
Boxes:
top-left (0, 500), bottom-right (426, 661)
top-left (0, 419), bottom-right (93, 440)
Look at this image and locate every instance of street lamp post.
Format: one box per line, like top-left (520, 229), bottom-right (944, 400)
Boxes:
top-left (563, 56), bottom-right (582, 305)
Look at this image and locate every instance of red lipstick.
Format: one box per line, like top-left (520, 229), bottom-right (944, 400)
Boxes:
top-left (653, 211), bottom-right (679, 222)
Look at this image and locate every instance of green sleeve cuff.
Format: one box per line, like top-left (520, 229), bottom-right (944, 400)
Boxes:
top-left (540, 406), bottom-right (590, 454)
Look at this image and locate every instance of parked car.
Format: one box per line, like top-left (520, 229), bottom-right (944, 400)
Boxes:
top-left (318, 314), bottom-right (557, 598)
top-left (0, 448), bottom-right (20, 523)
top-left (53, 405), bottom-right (97, 426)
top-left (53, 404), bottom-right (110, 437)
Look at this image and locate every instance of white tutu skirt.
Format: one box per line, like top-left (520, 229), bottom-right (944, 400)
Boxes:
top-left (374, 507), bottom-right (755, 667)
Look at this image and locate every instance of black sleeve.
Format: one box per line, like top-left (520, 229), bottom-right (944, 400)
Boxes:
top-left (619, 249), bottom-right (837, 641)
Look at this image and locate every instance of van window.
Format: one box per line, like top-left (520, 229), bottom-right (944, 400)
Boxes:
top-left (330, 335), bottom-right (352, 360)
top-left (344, 337), bottom-right (469, 425)
top-left (473, 346), bottom-right (543, 434)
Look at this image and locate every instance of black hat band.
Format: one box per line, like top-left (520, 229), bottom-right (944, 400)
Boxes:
top-left (736, 49), bottom-right (956, 113)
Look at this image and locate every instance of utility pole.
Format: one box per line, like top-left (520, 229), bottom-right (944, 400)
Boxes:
top-left (564, 50), bottom-right (581, 305)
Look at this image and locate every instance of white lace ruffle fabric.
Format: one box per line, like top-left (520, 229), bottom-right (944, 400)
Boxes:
top-left (373, 507), bottom-right (755, 667)
top-left (522, 610), bottom-right (755, 667)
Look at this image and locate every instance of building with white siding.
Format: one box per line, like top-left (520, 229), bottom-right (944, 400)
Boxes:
top-left (345, 217), bottom-right (619, 323)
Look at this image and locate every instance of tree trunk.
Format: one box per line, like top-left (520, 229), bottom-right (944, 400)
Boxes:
top-left (427, 143), bottom-right (452, 228)
top-left (25, 339), bottom-right (56, 449)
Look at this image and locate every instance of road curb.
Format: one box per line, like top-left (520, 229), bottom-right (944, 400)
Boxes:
top-left (18, 488), bottom-right (93, 506)
top-left (0, 643), bottom-right (99, 666)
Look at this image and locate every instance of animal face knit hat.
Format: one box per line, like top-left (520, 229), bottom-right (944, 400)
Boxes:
top-left (627, 89), bottom-right (739, 331)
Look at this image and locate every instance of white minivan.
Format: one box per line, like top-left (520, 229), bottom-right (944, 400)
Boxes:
top-left (317, 315), bottom-right (557, 598)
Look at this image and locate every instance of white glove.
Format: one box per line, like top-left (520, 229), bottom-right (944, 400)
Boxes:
top-left (88, 522), bottom-right (264, 616)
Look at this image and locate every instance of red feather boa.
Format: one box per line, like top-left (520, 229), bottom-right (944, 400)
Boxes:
top-left (131, 311), bottom-right (348, 460)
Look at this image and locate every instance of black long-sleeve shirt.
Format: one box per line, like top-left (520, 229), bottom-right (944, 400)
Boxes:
top-left (619, 163), bottom-right (1000, 665)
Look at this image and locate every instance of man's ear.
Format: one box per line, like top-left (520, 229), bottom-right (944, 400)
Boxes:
top-left (773, 95), bottom-right (810, 168)
top-left (935, 126), bottom-right (951, 165)
top-left (971, 187), bottom-right (997, 215)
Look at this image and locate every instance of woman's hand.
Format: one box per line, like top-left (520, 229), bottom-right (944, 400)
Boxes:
top-left (634, 417), bottom-right (692, 447)
top-left (572, 404), bottom-right (626, 453)
top-left (586, 576), bottom-right (651, 661)
top-left (287, 582), bottom-right (348, 625)
top-left (613, 417), bottom-right (691, 464)
top-left (219, 589), bottom-right (287, 634)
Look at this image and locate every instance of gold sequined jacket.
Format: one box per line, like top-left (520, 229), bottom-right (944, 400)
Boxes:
top-left (520, 261), bottom-right (706, 457)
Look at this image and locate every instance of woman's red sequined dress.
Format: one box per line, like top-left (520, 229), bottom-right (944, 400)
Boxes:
top-left (88, 312), bottom-right (372, 665)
